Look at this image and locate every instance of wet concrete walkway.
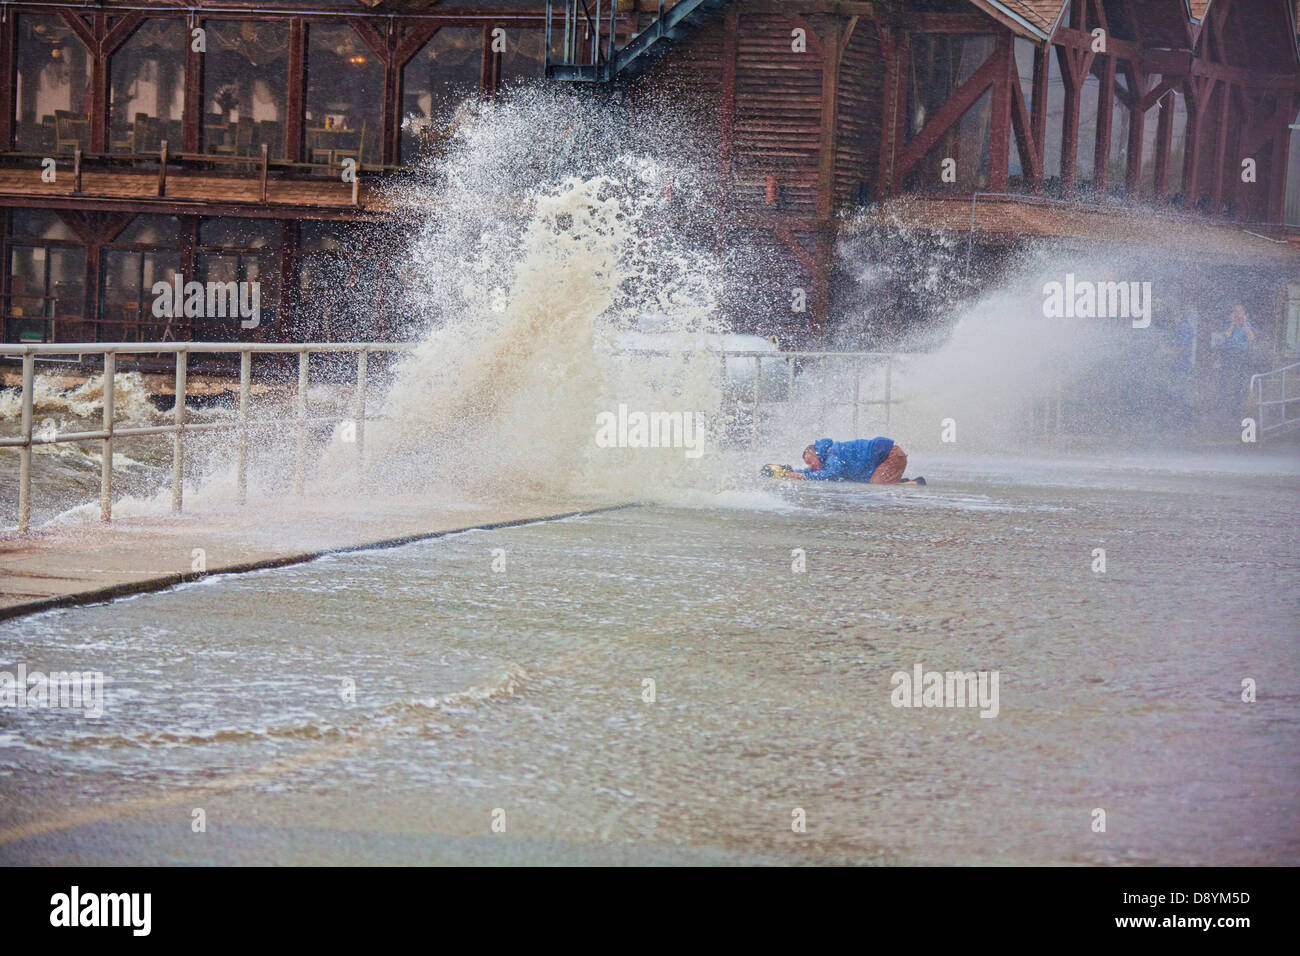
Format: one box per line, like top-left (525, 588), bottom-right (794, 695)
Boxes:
top-left (0, 493), bottom-right (626, 621)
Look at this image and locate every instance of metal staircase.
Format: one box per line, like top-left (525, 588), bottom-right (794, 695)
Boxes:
top-left (545, 0), bottom-right (728, 84)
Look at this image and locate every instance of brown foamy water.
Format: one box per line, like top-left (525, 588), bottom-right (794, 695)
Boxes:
top-left (2, 453), bottom-right (1296, 865)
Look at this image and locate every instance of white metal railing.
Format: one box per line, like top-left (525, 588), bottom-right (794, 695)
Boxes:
top-left (1, 342), bottom-right (410, 534)
top-left (1249, 361), bottom-right (1300, 436)
top-left (1, 343), bottom-right (904, 535)
top-left (623, 348), bottom-right (901, 447)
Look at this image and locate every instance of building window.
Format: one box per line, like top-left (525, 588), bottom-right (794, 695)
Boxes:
top-left (906, 34), bottom-right (996, 141)
top-left (100, 216), bottom-right (182, 341)
top-left (904, 34), bottom-right (995, 192)
top-left (202, 20), bottom-right (289, 160)
top-left (13, 15), bottom-right (90, 154)
top-left (4, 210), bottom-right (85, 343)
top-left (306, 24), bottom-right (384, 169)
top-left (499, 28), bottom-right (547, 89)
top-left (401, 27), bottom-right (483, 165)
top-left (193, 218), bottom-right (278, 340)
top-left (1075, 66), bottom-right (1101, 190)
top-left (296, 222), bottom-right (399, 341)
top-left (109, 19), bottom-right (186, 155)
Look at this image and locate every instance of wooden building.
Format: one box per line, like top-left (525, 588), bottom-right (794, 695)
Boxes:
top-left (1, 0), bottom-right (1298, 361)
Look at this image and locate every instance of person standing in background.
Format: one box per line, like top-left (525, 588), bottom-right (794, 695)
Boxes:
top-left (1218, 304), bottom-right (1255, 412)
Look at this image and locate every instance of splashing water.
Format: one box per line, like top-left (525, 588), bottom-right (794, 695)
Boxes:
top-left (320, 88), bottom-right (737, 502)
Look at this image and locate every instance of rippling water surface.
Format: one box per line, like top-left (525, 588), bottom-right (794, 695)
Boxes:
top-left (2, 454), bottom-right (1297, 865)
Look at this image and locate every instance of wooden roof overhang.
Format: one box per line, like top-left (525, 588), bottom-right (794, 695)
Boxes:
top-left (853, 194), bottom-right (1300, 266)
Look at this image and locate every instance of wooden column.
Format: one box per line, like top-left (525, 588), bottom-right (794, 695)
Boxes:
top-left (0, 12), bottom-right (15, 149)
top-left (284, 19), bottom-right (306, 163)
top-left (1124, 67), bottom-right (1145, 195)
top-left (1153, 86), bottom-right (1174, 198)
top-left (1263, 98), bottom-right (1294, 223)
top-left (183, 18), bottom-right (203, 153)
top-left (873, 22), bottom-right (897, 199)
top-left (987, 32), bottom-right (1012, 192)
top-left (480, 25), bottom-right (500, 95)
top-left (816, 19), bottom-right (843, 219)
top-left (380, 21), bottom-right (400, 166)
top-left (1093, 55), bottom-right (1115, 192)
top-left (277, 219), bottom-right (297, 342)
top-left (1060, 51), bottom-right (1078, 190)
top-left (1183, 76), bottom-right (1215, 205)
top-left (718, 5), bottom-right (739, 208)
top-left (179, 216), bottom-right (197, 339)
top-left (1209, 82), bottom-right (1232, 213)
top-left (1030, 43), bottom-right (1049, 181)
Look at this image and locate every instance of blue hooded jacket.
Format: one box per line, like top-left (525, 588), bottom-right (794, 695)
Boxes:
top-left (797, 437), bottom-right (894, 481)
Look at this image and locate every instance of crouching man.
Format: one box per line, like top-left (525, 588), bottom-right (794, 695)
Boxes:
top-left (787, 437), bottom-right (924, 485)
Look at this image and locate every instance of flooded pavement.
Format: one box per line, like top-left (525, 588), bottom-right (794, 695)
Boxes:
top-left (2, 453), bottom-right (1296, 865)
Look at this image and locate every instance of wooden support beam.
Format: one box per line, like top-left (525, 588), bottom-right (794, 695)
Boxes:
top-left (1124, 67), bottom-right (1146, 195)
top-left (718, 5), bottom-right (740, 208)
top-left (0, 13), bottom-right (15, 149)
top-left (1058, 43), bottom-right (1096, 190)
top-left (479, 24), bottom-right (499, 94)
top-left (1030, 44), bottom-right (1048, 178)
top-left (183, 20), bottom-right (203, 153)
top-left (285, 19), bottom-right (306, 163)
top-left (1140, 75), bottom-right (1182, 112)
top-left (1010, 62), bottom-right (1041, 185)
top-left (277, 219), bottom-right (297, 343)
top-left (1183, 74), bottom-right (1216, 202)
top-left (1266, 94), bottom-right (1298, 223)
top-left (1094, 54), bottom-right (1116, 192)
top-left (873, 21), bottom-right (897, 199)
top-left (1153, 84), bottom-right (1174, 198)
top-left (988, 32), bottom-right (1012, 192)
top-left (1210, 81), bottom-right (1232, 212)
top-left (816, 19), bottom-right (843, 218)
top-left (774, 225), bottom-right (817, 277)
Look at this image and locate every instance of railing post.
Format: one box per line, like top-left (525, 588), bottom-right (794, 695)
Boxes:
top-left (819, 355), bottom-right (827, 435)
top-left (172, 350), bottom-right (187, 512)
top-left (884, 357), bottom-right (893, 427)
top-left (17, 353), bottom-right (34, 535)
top-left (158, 140), bottom-right (168, 197)
top-left (100, 352), bottom-right (115, 522)
top-left (73, 146), bottom-right (82, 193)
top-left (355, 349), bottom-right (368, 485)
top-left (237, 349), bottom-right (250, 505)
top-left (259, 143), bottom-right (269, 202)
top-left (751, 354), bottom-right (760, 450)
top-left (851, 358), bottom-right (861, 434)
top-left (295, 351), bottom-right (309, 496)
